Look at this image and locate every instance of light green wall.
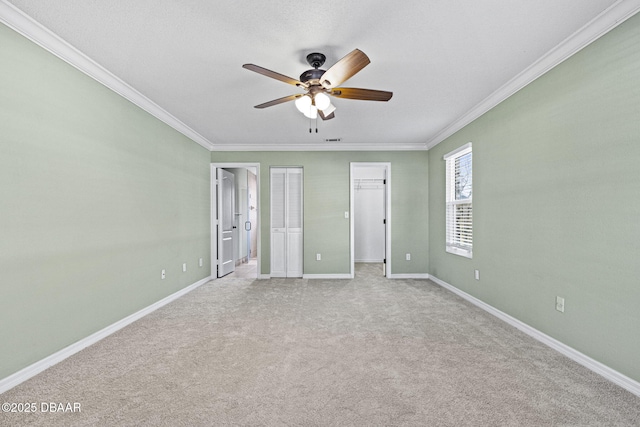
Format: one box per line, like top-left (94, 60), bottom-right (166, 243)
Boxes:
top-left (0, 24), bottom-right (211, 379)
top-left (429, 14), bottom-right (640, 382)
top-left (212, 151), bottom-right (429, 276)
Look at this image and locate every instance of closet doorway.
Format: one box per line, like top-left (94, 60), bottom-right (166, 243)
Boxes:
top-left (350, 163), bottom-right (391, 278)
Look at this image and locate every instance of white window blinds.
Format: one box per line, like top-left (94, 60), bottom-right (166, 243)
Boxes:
top-left (444, 143), bottom-right (472, 258)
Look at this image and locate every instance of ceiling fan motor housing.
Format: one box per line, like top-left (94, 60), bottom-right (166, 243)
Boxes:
top-left (300, 52), bottom-right (327, 84)
top-left (300, 68), bottom-right (325, 84)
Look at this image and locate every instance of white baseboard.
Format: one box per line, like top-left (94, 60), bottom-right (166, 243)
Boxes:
top-left (428, 274), bottom-right (640, 398)
top-left (303, 274), bottom-right (353, 279)
top-left (388, 273), bottom-right (430, 279)
top-left (260, 274), bottom-right (354, 279)
top-left (0, 276), bottom-right (212, 395)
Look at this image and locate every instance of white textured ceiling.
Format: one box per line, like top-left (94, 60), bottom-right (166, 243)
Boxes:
top-left (5, 0), bottom-right (624, 150)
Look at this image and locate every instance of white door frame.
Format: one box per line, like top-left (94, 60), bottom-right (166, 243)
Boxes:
top-left (211, 163), bottom-right (261, 279)
top-left (350, 162), bottom-right (391, 278)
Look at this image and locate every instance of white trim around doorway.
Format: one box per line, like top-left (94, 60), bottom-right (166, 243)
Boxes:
top-left (350, 162), bottom-right (392, 278)
top-left (211, 163), bottom-right (261, 280)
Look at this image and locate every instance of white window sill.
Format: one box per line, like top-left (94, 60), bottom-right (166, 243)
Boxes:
top-left (446, 246), bottom-right (472, 259)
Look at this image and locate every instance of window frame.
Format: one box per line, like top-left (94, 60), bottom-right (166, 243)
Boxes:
top-left (444, 143), bottom-right (473, 258)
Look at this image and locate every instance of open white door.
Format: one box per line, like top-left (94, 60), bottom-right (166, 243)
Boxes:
top-left (217, 168), bottom-right (235, 277)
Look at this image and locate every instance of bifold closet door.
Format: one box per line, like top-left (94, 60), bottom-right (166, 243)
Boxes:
top-left (271, 167), bottom-right (303, 277)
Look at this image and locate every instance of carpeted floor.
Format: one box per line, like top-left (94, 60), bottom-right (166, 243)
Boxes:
top-left (1, 263), bottom-right (639, 426)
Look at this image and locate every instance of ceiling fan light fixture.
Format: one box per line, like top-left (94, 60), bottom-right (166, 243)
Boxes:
top-left (303, 105), bottom-right (318, 119)
top-left (321, 102), bottom-right (336, 115)
top-left (314, 92), bottom-right (331, 111)
top-left (295, 95), bottom-right (312, 113)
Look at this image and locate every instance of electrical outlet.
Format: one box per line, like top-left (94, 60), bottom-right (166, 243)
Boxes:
top-left (183, 263), bottom-right (187, 272)
top-left (344, 211), bottom-right (349, 219)
top-left (199, 258), bottom-right (203, 267)
top-left (556, 296), bottom-right (565, 313)
top-left (316, 253), bottom-right (321, 261)
top-left (161, 269), bottom-right (166, 280)
top-left (406, 253), bottom-right (411, 261)
top-left (475, 270), bottom-right (480, 280)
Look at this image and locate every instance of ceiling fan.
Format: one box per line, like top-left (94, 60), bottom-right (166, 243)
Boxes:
top-left (242, 49), bottom-right (392, 122)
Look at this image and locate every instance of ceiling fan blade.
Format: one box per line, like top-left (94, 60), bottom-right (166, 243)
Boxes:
top-left (330, 87), bottom-right (393, 101)
top-left (319, 110), bottom-right (335, 120)
top-left (320, 49), bottom-right (370, 89)
top-left (254, 94), bottom-right (302, 109)
top-left (243, 64), bottom-right (306, 87)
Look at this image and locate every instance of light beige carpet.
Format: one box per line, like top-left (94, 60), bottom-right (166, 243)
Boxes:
top-left (1, 263), bottom-right (639, 426)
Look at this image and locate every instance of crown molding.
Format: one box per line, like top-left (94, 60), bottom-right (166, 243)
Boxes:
top-left (211, 141), bottom-right (428, 152)
top-left (0, 0), bottom-right (215, 151)
top-left (426, 0), bottom-right (640, 150)
top-left (5, 0), bottom-right (637, 154)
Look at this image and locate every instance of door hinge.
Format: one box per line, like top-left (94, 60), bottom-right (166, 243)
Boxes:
top-left (383, 219), bottom-right (386, 224)
top-left (383, 258), bottom-right (386, 264)
top-left (383, 179), bottom-right (386, 185)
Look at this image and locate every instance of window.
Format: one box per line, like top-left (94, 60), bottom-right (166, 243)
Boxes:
top-left (444, 143), bottom-right (472, 258)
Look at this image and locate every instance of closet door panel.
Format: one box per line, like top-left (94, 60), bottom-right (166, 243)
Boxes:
top-left (286, 168), bottom-right (303, 277)
top-left (271, 232), bottom-right (286, 277)
top-left (287, 232), bottom-right (303, 277)
top-left (270, 167), bottom-right (303, 278)
top-left (270, 168), bottom-right (287, 277)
